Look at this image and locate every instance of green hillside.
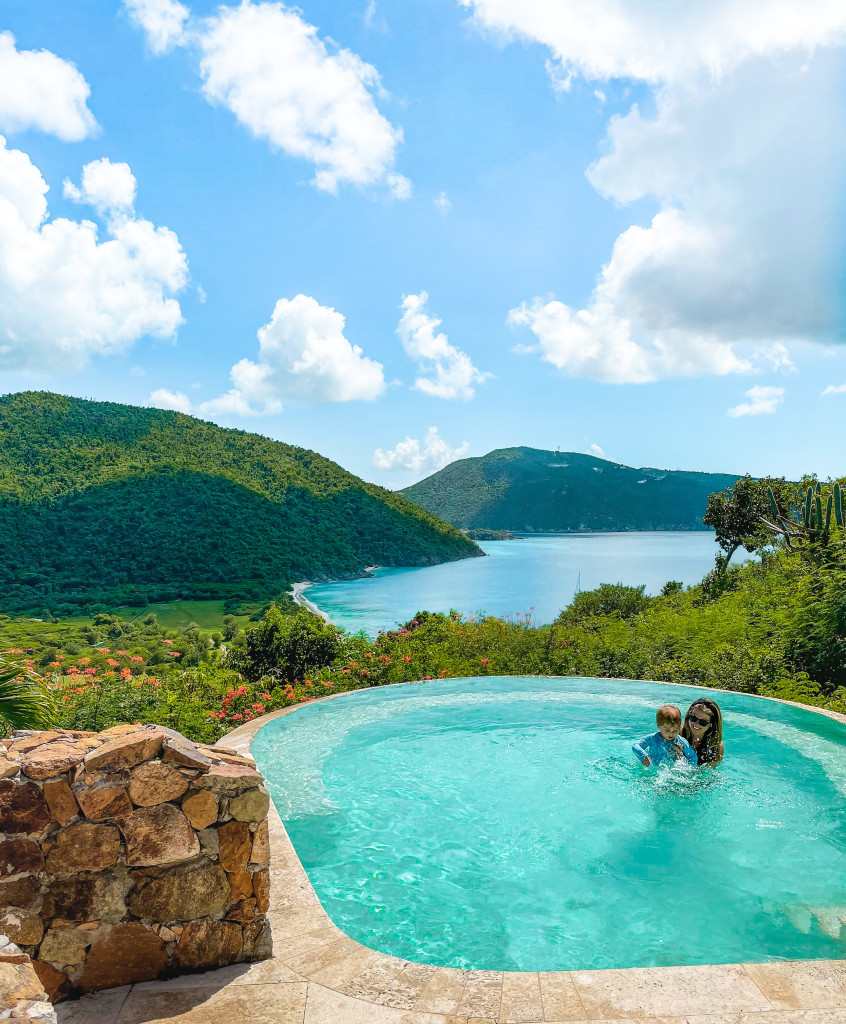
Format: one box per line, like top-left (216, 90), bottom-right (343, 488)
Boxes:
top-left (0, 392), bottom-right (481, 615)
top-left (401, 447), bottom-right (741, 532)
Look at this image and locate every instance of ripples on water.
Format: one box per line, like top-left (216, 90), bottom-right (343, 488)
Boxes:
top-left (252, 677), bottom-right (846, 971)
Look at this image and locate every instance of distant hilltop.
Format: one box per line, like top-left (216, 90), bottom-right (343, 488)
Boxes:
top-left (0, 392), bottom-right (480, 615)
top-left (401, 447), bottom-right (741, 533)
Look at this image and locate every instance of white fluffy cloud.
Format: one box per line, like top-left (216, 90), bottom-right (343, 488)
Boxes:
top-left (63, 158), bottom-right (137, 215)
top-left (509, 290), bottom-right (750, 384)
top-left (200, 294), bottom-right (385, 415)
top-left (727, 386), bottom-right (785, 417)
top-left (0, 32), bottom-right (98, 141)
top-left (398, 293), bottom-right (490, 399)
top-left (822, 383), bottom-right (846, 396)
top-left (459, 0), bottom-right (846, 86)
top-left (147, 388), bottom-right (193, 413)
top-left (478, 2), bottom-right (846, 382)
top-left (756, 343), bottom-right (796, 374)
top-left (0, 139), bottom-right (188, 371)
top-left (122, 0), bottom-right (190, 54)
top-left (197, 1), bottom-right (407, 195)
top-left (373, 427), bottom-right (470, 476)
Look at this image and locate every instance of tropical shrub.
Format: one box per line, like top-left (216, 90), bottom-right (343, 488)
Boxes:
top-left (557, 583), bottom-right (649, 623)
top-left (228, 606), bottom-right (344, 683)
top-left (0, 663), bottom-right (55, 731)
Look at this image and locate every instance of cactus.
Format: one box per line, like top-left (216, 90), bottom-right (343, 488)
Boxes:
top-left (769, 487), bottom-right (780, 521)
top-left (762, 480), bottom-right (843, 560)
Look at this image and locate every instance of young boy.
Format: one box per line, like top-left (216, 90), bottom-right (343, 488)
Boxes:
top-left (633, 704), bottom-right (698, 768)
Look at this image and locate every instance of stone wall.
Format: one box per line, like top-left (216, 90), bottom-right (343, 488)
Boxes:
top-left (0, 936), bottom-right (56, 1023)
top-left (0, 724), bottom-right (272, 1001)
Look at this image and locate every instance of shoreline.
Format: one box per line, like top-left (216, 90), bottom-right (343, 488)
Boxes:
top-left (288, 581), bottom-right (331, 623)
top-left (469, 528), bottom-right (714, 537)
top-left (289, 567), bottom-right (378, 623)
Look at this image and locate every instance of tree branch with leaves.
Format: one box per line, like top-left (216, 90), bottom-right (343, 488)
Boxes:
top-left (703, 475), bottom-right (792, 574)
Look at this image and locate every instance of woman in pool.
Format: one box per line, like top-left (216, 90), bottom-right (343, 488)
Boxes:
top-left (681, 698), bottom-right (724, 765)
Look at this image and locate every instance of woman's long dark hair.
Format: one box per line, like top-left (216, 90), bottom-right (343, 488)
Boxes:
top-left (682, 698), bottom-right (723, 764)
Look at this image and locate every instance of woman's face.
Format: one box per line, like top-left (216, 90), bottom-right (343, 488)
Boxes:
top-left (686, 703), bottom-right (713, 740)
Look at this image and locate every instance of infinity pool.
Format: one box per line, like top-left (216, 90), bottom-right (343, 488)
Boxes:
top-left (251, 677), bottom-right (846, 971)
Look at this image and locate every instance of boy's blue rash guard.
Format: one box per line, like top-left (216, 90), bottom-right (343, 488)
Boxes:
top-left (632, 731), bottom-right (698, 767)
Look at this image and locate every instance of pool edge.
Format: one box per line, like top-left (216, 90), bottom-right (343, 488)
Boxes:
top-left (222, 677), bottom-right (846, 1021)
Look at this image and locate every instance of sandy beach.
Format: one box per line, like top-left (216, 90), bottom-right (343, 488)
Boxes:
top-left (289, 581), bottom-right (331, 622)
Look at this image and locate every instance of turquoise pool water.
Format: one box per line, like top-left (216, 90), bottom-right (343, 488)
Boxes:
top-left (251, 677), bottom-right (846, 971)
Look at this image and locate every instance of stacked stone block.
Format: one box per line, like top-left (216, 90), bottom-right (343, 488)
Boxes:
top-left (0, 936), bottom-right (55, 1023)
top-left (0, 724), bottom-right (272, 1001)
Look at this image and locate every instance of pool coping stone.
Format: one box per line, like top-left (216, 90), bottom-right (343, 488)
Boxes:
top-left (57, 677), bottom-right (846, 1024)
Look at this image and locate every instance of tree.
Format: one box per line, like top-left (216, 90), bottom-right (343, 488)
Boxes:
top-left (92, 613), bottom-right (124, 638)
top-left (703, 475), bottom-right (790, 572)
top-left (231, 605), bottom-right (343, 683)
top-left (222, 615), bottom-right (238, 642)
top-left (557, 583), bottom-right (649, 623)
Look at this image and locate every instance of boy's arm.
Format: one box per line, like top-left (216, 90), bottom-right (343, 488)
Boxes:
top-left (632, 736), bottom-right (651, 766)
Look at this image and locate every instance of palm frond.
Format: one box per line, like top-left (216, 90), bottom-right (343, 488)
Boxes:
top-left (0, 666), bottom-right (56, 731)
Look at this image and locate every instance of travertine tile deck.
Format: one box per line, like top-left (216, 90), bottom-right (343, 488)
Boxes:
top-left (57, 682), bottom-right (846, 1024)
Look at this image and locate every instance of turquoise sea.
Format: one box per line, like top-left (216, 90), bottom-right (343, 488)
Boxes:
top-left (304, 531), bottom-right (721, 636)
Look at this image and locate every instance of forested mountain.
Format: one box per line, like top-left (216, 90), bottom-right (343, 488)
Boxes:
top-left (401, 447), bottom-right (740, 532)
top-left (0, 392), bottom-right (480, 614)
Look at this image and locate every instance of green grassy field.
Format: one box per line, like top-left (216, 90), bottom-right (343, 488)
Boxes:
top-left (60, 600), bottom-right (251, 631)
top-left (107, 601), bottom-right (251, 631)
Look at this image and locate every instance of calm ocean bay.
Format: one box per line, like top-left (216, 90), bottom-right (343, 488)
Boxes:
top-left (303, 531), bottom-right (721, 636)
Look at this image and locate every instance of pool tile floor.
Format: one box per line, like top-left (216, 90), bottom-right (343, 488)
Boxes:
top-left (57, 695), bottom-right (846, 1024)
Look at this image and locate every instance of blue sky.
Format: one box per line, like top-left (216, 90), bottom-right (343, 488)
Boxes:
top-left (1, 0), bottom-right (844, 487)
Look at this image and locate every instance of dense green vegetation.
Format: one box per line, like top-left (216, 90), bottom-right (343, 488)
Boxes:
top-left (0, 392), bottom-right (480, 615)
top-left (402, 446), bottom-right (740, 532)
top-left (2, 474), bottom-right (845, 741)
top-left (0, 611), bottom-right (237, 741)
top-left (1, 473), bottom-right (844, 745)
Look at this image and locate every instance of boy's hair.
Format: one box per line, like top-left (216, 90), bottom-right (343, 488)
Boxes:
top-left (656, 704), bottom-right (682, 726)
